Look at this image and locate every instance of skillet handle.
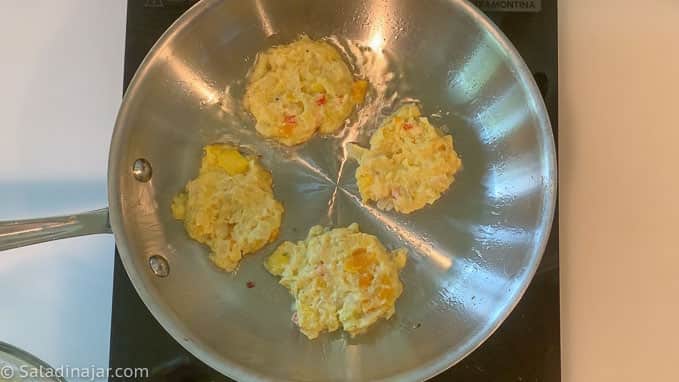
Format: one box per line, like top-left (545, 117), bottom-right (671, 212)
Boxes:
top-left (0, 208), bottom-right (112, 251)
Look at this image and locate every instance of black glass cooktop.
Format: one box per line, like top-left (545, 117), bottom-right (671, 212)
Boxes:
top-left (110, 1), bottom-right (559, 381)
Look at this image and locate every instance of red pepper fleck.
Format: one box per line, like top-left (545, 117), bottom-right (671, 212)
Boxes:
top-left (246, 281), bottom-right (255, 288)
top-left (391, 187), bottom-right (402, 198)
top-left (403, 123), bottom-right (414, 130)
top-left (316, 95), bottom-right (327, 106)
top-left (284, 114), bottom-right (297, 125)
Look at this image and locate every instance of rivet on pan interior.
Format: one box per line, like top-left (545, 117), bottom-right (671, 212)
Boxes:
top-left (132, 158), bottom-right (152, 182)
top-left (149, 255), bottom-right (170, 277)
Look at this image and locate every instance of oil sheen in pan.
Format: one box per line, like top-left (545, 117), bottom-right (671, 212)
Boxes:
top-left (189, 34), bottom-right (466, 342)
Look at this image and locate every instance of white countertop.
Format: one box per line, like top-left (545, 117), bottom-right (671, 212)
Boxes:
top-left (1, 1), bottom-right (678, 381)
top-left (0, 0), bottom-right (125, 375)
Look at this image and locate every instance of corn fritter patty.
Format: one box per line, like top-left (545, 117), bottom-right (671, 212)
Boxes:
top-left (348, 104), bottom-right (462, 213)
top-left (244, 35), bottom-right (368, 146)
top-left (172, 144), bottom-right (284, 272)
top-left (265, 223), bottom-right (407, 339)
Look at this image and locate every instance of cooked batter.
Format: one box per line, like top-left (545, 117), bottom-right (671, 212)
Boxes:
top-left (348, 104), bottom-right (462, 214)
top-left (172, 144), bottom-right (283, 272)
top-left (244, 35), bottom-right (368, 146)
top-left (265, 223), bottom-right (407, 339)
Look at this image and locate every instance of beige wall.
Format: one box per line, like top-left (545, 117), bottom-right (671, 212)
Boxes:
top-left (560, 1), bottom-right (679, 381)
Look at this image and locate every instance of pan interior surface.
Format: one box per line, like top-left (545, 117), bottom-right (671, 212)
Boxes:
top-left (108, 0), bottom-right (556, 381)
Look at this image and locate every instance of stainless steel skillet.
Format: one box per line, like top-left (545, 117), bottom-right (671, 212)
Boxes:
top-left (0, 0), bottom-right (556, 381)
